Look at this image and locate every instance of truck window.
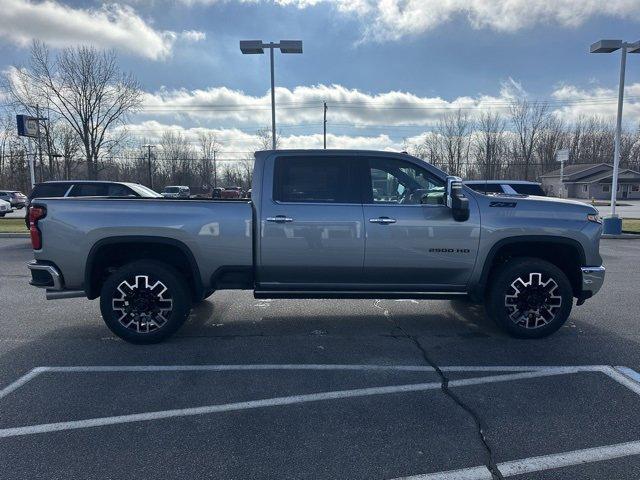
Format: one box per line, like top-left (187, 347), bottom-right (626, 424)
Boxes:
top-left (367, 158), bottom-right (444, 205)
top-left (30, 183), bottom-right (72, 199)
top-left (107, 184), bottom-right (136, 197)
top-left (68, 184), bottom-right (109, 197)
top-left (273, 156), bottom-right (358, 203)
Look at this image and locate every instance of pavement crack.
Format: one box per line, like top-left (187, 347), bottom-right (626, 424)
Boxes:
top-left (376, 300), bottom-right (505, 480)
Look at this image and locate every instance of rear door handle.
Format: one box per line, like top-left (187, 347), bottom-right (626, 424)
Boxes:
top-left (266, 215), bottom-right (293, 223)
top-left (369, 217), bottom-right (396, 224)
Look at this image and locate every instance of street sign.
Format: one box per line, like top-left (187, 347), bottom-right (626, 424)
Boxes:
top-left (556, 149), bottom-right (569, 163)
top-left (16, 114), bottom-right (39, 138)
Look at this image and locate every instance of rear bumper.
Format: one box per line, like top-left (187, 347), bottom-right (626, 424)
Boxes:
top-left (578, 266), bottom-right (605, 302)
top-left (27, 261), bottom-right (85, 300)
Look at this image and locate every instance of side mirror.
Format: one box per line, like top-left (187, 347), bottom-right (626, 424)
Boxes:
top-left (446, 176), bottom-right (470, 222)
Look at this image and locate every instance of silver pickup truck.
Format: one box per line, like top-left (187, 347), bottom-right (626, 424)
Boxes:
top-left (27, 149), bottom-right (605, 343)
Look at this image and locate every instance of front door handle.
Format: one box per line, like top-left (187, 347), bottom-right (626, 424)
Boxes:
top-left (369, 216), bottom-right (396, 224)
top-left (266, 215), bottom-right (293, 223)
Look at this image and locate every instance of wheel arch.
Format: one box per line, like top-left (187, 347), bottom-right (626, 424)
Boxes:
top-left (85, 236), bottom-right (204, 301)
top-left (475, 236), bottom-right (586, 299)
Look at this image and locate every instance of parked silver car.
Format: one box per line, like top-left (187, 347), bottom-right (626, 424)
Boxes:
top-left (0, 190), bottom-right (27, 209)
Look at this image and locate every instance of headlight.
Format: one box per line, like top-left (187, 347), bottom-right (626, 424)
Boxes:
top-left (587, 213), bottom-right (602, 224)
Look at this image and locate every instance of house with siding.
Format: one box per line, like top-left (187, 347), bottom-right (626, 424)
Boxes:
top-left (539, 163), bottom-right (640, 200)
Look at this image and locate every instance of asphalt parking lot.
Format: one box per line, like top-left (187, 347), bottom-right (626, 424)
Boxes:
top-left (2, 237), bottom-right (640, 479)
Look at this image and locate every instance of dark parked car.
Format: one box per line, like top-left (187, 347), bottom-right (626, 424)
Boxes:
top-left (25, 180), bottom-right (161, 226)
top-left (464, 180), bottom-right (546, 196)
top-left (0, 190), bottom-right (28, 209)
top-left (212, 187), bottom-right (244, 199)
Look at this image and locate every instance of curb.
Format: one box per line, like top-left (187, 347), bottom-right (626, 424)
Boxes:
top-left (0, 233), bottom-right (29, 238)
top-left (602, 233), bottom-right (640, 239)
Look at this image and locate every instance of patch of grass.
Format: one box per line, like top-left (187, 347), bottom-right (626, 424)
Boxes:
top-left (0, 218), bottom-right (27, 233)
top-left (623, 218), bottom-right (640, 234)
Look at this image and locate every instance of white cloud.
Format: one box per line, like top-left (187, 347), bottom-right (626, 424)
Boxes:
top-left (180, 30), bottom-right (206, 42)
top-left (140, 83), bottom-right (515, 126)
top-left (128, 80), bottom-right (640, 154)
top-left (165, 0), bottom-right (640, 41)
top-left (118, 120), bottom-right (402, 156)
top-left (0, 0), bottom-right (195, 60)
top-left (551, 83), bottom-right (640, 124)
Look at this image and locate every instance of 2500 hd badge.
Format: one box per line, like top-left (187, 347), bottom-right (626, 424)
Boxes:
top-left (429, 248), bottom-right (471, 253)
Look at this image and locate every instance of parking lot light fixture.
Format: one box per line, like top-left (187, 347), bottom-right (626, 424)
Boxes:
top-left (590, 39), bottom-right (640, 234)
top-left (240, 39), bottom-right (303, 150)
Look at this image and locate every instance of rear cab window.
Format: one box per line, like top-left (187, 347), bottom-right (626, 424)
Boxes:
top-left (68, 184), bottom-right (109, 197)
top-left (273, 156), bottom-right (361, 204)
top-left (30, 183), bottom-right (72, 199)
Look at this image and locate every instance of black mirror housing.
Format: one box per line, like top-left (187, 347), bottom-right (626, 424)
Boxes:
top-left (445, 176), bottom-right (470, 222)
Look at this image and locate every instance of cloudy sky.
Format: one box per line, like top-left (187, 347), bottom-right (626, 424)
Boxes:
top-left (1, 0), bottom-right (640, 157)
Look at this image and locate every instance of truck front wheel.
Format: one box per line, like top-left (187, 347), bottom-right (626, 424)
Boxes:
top-left (486, 258), bottom-right (573, 338)
top-left (99, 260), bottom-right (192, 344)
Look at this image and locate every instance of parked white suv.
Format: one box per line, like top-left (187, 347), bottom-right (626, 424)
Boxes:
top-left (464, 180), bottom-right (546, 196)
top-left (161, 186), bottom-right (190, 198)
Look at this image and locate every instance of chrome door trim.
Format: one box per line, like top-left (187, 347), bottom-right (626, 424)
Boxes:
top-left (369, 217), bottom-right (397, 224)
top-left (266, 216), bottom-right (293, 223)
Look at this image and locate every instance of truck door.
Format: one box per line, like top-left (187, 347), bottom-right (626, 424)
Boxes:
top-left (362, 157), bottom-right (479, 290)
top-left (258, 155), bottom-right (365, 289)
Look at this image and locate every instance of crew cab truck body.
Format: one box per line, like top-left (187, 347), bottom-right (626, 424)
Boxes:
top-left (27, 149), bottom-right (605, 343)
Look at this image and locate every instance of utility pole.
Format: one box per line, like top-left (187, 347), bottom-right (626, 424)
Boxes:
top-left (323, 102), bottom-right (327, 149)
top-left (143, 144), bottom-right (155, 189)
top-left (35, 105), bottom-right (44, 182)
top-left (213, 150), bottom-right (218, 189)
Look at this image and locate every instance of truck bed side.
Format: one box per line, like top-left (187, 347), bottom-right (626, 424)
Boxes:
top-left (33, 198), bottom-right (253, 294)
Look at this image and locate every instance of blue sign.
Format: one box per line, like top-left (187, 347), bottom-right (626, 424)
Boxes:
top-left (16, 114), bottom-right (38, 138)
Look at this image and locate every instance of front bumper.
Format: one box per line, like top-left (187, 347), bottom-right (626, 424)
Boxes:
top-left (579, 266), bottom-right (605, 301)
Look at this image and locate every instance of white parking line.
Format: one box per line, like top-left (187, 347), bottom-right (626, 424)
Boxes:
top-left (0, 367), bottom-right (45, 399)
top-left (393, 440), bottom-right (640, 480)
top-left (0, 369), bottom-right (580, 439)
top-left (2, 363), bottom-right (640, 480)
top-left (0, 364), bottom-right (548, 400)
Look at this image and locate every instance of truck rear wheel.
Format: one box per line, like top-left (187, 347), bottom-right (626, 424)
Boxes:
top-left (486, 257), bottom-right (573, 338)
top-left (99, 260), bottom-right (192, 344)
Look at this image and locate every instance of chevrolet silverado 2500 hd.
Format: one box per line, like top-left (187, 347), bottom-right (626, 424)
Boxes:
top-left (26, 149), bottom-right (605, 343)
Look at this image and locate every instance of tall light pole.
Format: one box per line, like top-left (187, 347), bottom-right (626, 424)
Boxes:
top-left (590, 39), bottom-right (640, 234)
top-left (240, 40), bottom-right (303, 150)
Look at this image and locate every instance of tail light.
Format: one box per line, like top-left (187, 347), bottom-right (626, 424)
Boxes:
top-left (28, 205), bottom-right (46, 250)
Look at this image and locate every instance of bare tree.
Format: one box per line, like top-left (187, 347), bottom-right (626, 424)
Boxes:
top-left (509, 99), bottom-right (549, 180)
top-left (534, 116), bottom-right (566, 176)
top-left (160, 131), bottom-right (194, 186)
top-left (6, 42), bottom-right (141, 179)
top-left (198, 131), bottom-right (221, 190)
top-left (436, 109), bottom-right (472, 177)
top-left (50, 122), bottom-right (82, 180)
top-left (256, 126), bottom-right (280, 150)
top-left (473, 111), bottom-right (507, 179)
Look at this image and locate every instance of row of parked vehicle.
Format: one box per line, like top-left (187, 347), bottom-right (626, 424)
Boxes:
top-left (0, 190), bottom-right (28, 216)
top-left (1, 179), bottom-right (543, 222)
